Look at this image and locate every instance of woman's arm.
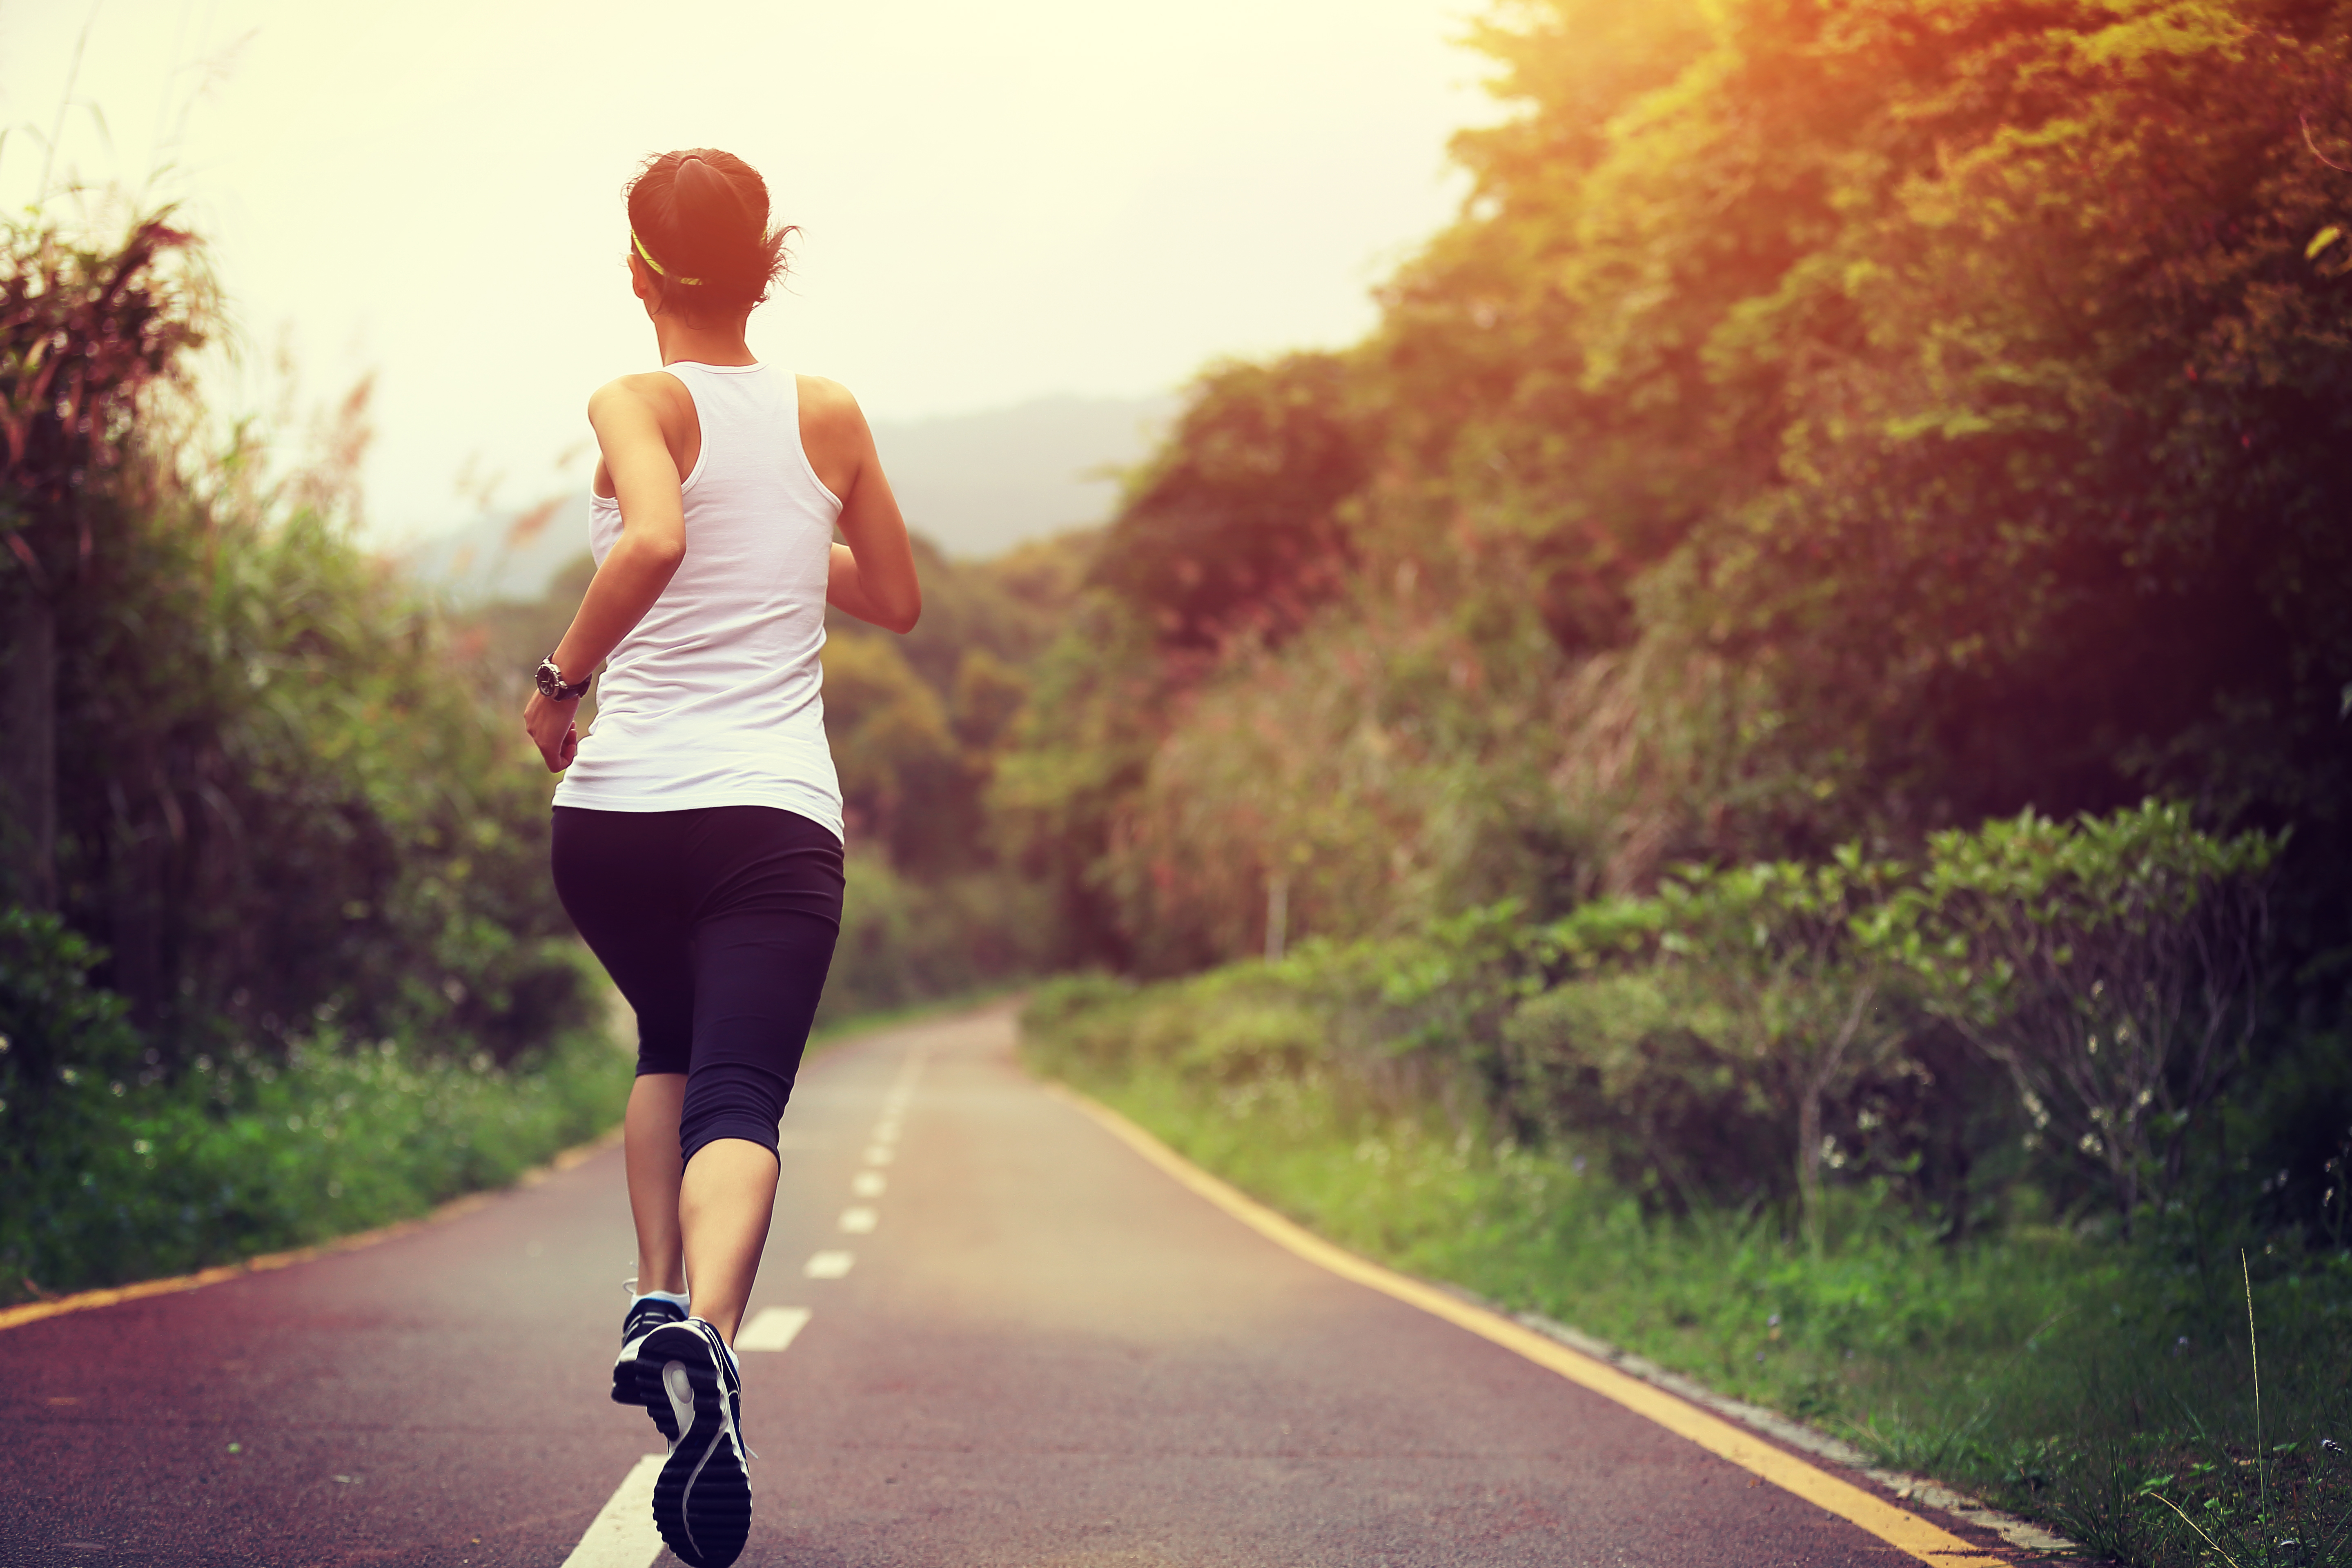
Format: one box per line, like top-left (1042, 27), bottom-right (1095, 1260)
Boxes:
top-left (800, 375), bottom-right (921, 635)
top-left (522, 379), bottom-right (690, 771)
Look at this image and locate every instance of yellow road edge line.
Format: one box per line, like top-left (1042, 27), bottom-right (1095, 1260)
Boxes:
top-left (1044, 1081), bottom-right (2009, 1568)
top-left (0, 1123), bottom-right (626, 1335)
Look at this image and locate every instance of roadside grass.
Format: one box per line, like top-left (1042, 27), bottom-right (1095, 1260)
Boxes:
top-left (2, 982), bottom-right (1011, 1310)
top-left (2, 1019), bottom-right (636, 1305)
top-left (1029, 1042), bottom-right (2352, 1568)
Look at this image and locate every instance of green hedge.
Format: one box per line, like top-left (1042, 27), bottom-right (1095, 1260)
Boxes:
top-left (0, 908), bottom-right (630, 1299)
top-left (1020, 801), bottom-right (2350, 1566)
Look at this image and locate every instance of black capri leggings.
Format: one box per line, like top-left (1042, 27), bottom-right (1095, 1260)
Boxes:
top-left (551, 805), bottom-right (843, 1167)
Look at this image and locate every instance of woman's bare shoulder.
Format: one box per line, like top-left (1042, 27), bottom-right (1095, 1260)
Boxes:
top-left (588, 371), bottom-right (693, 420)
top-left (796, 374), bottom-right (876, 473)
top-left (796, 372), bottom-right (866, 422)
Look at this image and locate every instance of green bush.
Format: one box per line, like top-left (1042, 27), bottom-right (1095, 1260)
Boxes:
top-left (0, 914), bottom-right (629, 1298)
top-left (1027, 802), bottom-right (2290, 1244)
top-left (1021, 826), bottom-right (2352, 1568)
top-left (0, 907), bottom-right (144, 1122)
top-left (1899, 801), bottom-right (2283, 1230)
top-left (44, 475), bottom-right (596, 1067)
top-left (0, 207), bottom-right (593, 1075)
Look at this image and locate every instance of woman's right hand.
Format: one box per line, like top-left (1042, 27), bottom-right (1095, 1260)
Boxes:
top-left (524, 690), bottom-right (581, 773)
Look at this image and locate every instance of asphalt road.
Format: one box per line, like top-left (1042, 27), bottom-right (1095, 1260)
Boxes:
top-left (0, 1006), bottom-right (2022, 1567)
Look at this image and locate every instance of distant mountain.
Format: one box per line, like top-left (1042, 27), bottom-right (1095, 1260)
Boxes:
top-left (876, 394), bottom-right (1175, 560)
top-left (403, 492), bottom-right (595, 605)
top-left (400, 392), bottom-right (1175, 602)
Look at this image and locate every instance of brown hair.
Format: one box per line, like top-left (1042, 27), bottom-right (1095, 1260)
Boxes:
top-left (624, 149), bottom-right (792, 319)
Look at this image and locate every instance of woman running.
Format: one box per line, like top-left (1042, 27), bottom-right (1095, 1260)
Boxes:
top-left (522, 147), bottom-right (920, 1568)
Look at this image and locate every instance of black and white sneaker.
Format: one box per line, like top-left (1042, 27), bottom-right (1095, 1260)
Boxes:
top-left (611, 1293), bottom-right (689, 1409)
top-left (637, 1317), bottom-right (752, 1568)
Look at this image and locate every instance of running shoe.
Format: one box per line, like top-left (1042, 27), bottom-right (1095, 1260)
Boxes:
top-left (637, 1318), bottom-right (752, 1568)
top-left (611, 1293), bottom-right (689, 1408)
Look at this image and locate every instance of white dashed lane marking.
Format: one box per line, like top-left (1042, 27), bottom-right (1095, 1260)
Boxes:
top-left (862, 1145), bottom-right (893, 1165)
top-left (838, 1207), bottom-right (878, 1234)
top-left (804, 1250), bottom-right (855, 1279)
top-left (559, 1453), bottom-right (665, 1568)
top-left (851, 1170), bottom-right (885, 1198)
top-left (736, 1306), bottom-right (812, 1352)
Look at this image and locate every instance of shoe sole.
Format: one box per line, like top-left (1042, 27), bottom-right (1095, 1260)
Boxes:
top-left (614, 1312), bottom-right (686, 1412)
top-left (616, 1335), bottom-right (663, 1410)
top-left (636, 1323), bottom-right (750, 1568)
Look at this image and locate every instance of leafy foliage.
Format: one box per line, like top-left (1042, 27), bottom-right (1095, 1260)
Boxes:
top-left (1030, 805), bottom-right (2285, 1241)
top-left (1901, 802), bottom-right (2284, 1230)
top-left (1520, 852), bottom-right (1917, 1245)
top-left (0, 203), bottom-right (626, 1298)
top-left (0, 907), bottom-right (142, 1131)
top-left (0, 903), bottom-right (627, 1296)
top-left (1089, 353), bottom-right (1372, 654)
top-left (1026, 989), bottom-right (2352, 1568)
top-left (0, 206), bottom-right (212, 577)
top-left (998, 0), bottom-right (2352, 999)
top-left (47, 439), bottom-right (592, 1067)
top-left (0, 203), bottom-right (589, 1071)
top-left (1021, 804), bottom-right (2332, 1567)
top-left (987, 3), bottom-right (2352, 1289)
top-left (0, 205), bottom-right (216, 911)
top-left (818, 850), bottom-right (1056, 1023)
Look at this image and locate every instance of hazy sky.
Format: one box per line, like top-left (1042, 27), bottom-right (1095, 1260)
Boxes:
top-left (1, 0), bottom-right (1496, 547)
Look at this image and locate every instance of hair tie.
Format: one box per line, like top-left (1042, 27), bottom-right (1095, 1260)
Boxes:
top-left (630, 227), bottom-right (704, 287)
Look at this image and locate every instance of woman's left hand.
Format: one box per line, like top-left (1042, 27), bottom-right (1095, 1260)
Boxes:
top-left (524, 690), bottom-right (581, 773)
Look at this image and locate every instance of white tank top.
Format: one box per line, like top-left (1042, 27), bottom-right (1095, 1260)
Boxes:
top-left (551, 361), bottom-right (845, 842)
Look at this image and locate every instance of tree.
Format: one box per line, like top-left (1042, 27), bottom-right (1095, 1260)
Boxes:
top-left (1, 208), bottom-right (212, 909)
top-left (1089, 353), bottom-right (1373, 655)
top-left (819, 630), bottom-right (960, 858)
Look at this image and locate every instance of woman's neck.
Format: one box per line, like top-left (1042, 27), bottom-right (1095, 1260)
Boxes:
top-left (652, 311), bottom-right (756, 368)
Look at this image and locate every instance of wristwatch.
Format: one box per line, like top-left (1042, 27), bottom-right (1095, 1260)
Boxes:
top-left (535, 654), bottom-right (592, 701)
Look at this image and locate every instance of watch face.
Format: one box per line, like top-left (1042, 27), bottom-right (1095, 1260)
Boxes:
top-left (536, 661), bottom-right (561, 698)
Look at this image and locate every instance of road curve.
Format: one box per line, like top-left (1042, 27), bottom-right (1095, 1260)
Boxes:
top-left (1, 1005), bottom-right (2022, 1567)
